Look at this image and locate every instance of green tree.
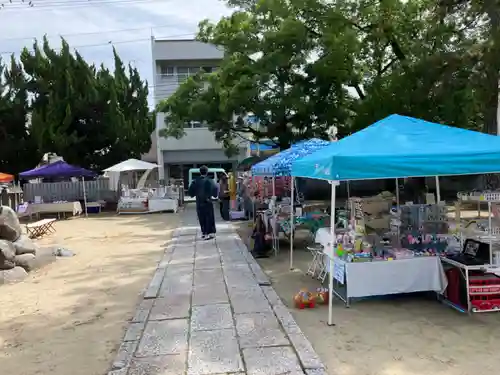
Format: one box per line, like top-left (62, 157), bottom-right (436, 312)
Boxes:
top-left (20, 37), bottom-right (154, 171)
top-left (0, 56), bottom-right (42, 175)
top-left (157, 0), bottom-right (357, 153)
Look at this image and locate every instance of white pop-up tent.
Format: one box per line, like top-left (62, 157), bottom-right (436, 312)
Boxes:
top-left (103, 159), bottom-right (158, 191)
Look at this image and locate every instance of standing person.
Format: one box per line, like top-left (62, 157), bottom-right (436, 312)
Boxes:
top-left (188, 165), bottom-right (217, 239)
top-left (218, 174), bottom-right (230, 221)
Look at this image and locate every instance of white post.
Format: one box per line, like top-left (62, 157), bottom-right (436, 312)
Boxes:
top-left (489, 201), bottom-right (493, 264)
top-left (82, 177), bottom-right (88, 217)
top-left (395, 178), bottom-right (400, 208)
top-left (289, 177), bottom-right (295, 270)
top-left (272, 176), bottom-right (276, 197)
top-left (328, 181), bottom-right (337, 326)
top-left (435, 176), bottom-right (441, 203)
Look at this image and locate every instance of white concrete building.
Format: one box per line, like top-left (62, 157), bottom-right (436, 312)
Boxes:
top-left (144, 37), bottom-right (246, 185)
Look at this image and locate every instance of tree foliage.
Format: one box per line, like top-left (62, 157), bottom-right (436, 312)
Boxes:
top-left (159, 0), bottom-right (500, 153)
top-left (0, 37), bottom-right (154, 175)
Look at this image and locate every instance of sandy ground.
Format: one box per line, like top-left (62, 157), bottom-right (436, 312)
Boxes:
top-left (0, 212), bottom-right (179, 375)
top-left (235, 212), bottom-right (500, 375)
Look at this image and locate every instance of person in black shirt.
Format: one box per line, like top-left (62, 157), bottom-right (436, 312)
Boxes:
top-left (188, 165), bottom-right (217, 239)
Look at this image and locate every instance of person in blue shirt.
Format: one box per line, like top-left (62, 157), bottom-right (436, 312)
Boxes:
top-left (188, 165), bottom-right (217, 239)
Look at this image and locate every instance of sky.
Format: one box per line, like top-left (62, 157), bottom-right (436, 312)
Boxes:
top-left (0, 0), bottom-right (232, 105)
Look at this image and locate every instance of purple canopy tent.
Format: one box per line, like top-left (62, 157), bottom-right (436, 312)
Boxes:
top-left (20, 161), bottom-right (96, 217)
top-left (19, 160), bottom-right (95, 179)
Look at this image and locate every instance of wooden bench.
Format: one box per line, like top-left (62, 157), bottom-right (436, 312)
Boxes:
top-left (26, 218), bottom-right (57, 239)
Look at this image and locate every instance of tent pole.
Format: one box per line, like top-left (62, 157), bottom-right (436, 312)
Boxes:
top-left (289, 177), bottom-right (295, 270)
top-left (395, 178), bottom-right (400, 208)
top-left (435, 176), bottom-right (441, 203)
top-left (82, 177), bottom-right (88, 217)
top-left (328, 181), bottom-right (336, 326)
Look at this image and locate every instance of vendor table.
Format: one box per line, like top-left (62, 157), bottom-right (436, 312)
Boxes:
top-left (30, 201), bottom-right (83, 219)
top-left (315, 228), bottom-right (448, 306)
top-left (332, 257), bottom-right (447, 305)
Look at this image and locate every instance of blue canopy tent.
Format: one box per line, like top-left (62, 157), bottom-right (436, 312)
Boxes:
top-left (291, 114), bottom-right (500, 325)
top-left (251, 138), bottom-right (332, 258)
top-left (292, 114), bottom-right (500, 181)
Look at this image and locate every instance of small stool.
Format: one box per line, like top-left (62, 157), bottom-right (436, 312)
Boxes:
top-left (306, 243), bottom-right (324, 278)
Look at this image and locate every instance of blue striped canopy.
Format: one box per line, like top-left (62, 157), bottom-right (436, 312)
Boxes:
top-left (251, 138), bottom-right (331, 176)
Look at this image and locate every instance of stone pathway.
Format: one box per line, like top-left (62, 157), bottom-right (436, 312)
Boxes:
top-left (108, 210), bottom-right (326, 375)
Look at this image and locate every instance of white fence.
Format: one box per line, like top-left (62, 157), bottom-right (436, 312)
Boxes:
top-left (23, 179), bottom-right (118, 203)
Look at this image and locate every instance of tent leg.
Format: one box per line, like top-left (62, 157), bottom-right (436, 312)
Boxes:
top-left (328, 181), bottom-right (336, 326)
top-left (395, 178), bottom-right (400, 208)
top-left (289, 177), bottom-right (294, 270)
top-left (82, 177), bottom-right (88, 217)
top-left (435, 176), bottom-right (441, 203)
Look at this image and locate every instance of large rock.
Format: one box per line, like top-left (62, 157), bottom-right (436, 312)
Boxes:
top-left (14, 253), bottom-right (36, 271)
top-left (13, 234), bottom-right (39, 255)
top-left (0, 266), bottom-right (28, 284)
top-left (0, 222), bottom-right (19, 242)
top-left (0, 239), bottom-right (15, 268)
top-left (0, 206), bottom-right (22, 241)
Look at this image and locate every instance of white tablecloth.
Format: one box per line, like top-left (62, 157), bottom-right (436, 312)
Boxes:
top-left (315, 227), bottom-right (448, 298)
top-left (30, 202), bottom-right (83, 216)
top-left (335, 257), bottom-right (447, 298)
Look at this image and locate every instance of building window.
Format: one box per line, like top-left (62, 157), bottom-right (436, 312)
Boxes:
top-left (160, 66), bottom-right (174, 76)
top-left (201, 66), bottom-right (213, 73)
top-left (183, 121), bottom-right (206, 129)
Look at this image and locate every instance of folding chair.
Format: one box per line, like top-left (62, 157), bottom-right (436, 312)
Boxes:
top-left (306, 243), bottom-right (324, 277)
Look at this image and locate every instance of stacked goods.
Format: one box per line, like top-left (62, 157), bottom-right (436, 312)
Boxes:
top-left (0, 206), bottom-right (43, 284)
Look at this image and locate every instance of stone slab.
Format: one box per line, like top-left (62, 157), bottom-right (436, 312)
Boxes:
top-left (248, 262), bottom-right (271, 286)
top-left (288, 333), bottom-right (325, 370)
top-left (261, 286), bottom-right (284, 308)
top-left (136, 319), bottom-right (189, 357)
top-left (306, 369), bottom-right (328, 375)
top-left (194, 256), bottom-right (222, 270)
top-left (243, 346), bottom-right (303, 375)
top-left (128, 354), bottom-right (187, 375)
top-left (228, 287), bottom-right (272, 314)
top-left (235, 312), bottom-right (289, 348)
top-left (191, 304), bottom-right (233, 331)
top-left (144, 267), bottom-right (166, 299)
top-left (164, 264), bottom-right (194, 279)
top-left (107, 369), bottom-right (128, 375)
top-left (149, 294), bottom-right (191, 321)
top-left (132, 299), bottom-right (154, 323)
top-left (272, 305), bottom-right (303, 334)
top-left (192, 282), bottom-right (229, 306)
top-left (193, 268), bottom-right (224, 286)
top-left (111, 340), bottom-right (138, 370)
top-left (188, 329), bottom-right (244, 375)
top-left (224, 269), bottom-right (259, 286)
top-left (123, 321), bottom-right (145, 342)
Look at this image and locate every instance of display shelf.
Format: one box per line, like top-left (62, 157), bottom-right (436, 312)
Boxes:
top-left (458, 191), bottom-right (500, 202)
top-left (440, 256), bottom-right (500, 314)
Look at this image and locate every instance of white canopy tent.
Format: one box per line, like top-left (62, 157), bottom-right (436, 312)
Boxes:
top-left (104, 159), bottom-right (158, 191)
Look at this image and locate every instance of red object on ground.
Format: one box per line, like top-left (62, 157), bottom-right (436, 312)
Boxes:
top-left (0, 173), bottom-right (13, 183)
top-left (469, 274), bottom-right (500, 312)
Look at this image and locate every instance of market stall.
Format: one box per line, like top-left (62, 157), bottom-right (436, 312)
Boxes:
top-left (103, 159), bottom-right (179, 215)
top-left (292, 114), bottom-right (500, 322)
top-left (19, 161), bottom-right (95, 217)
top-left (250, 139), bottom-right (333, 256)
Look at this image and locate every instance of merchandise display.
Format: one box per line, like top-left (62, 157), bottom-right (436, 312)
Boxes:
top-left (294, 289), bottom-right (316, 309)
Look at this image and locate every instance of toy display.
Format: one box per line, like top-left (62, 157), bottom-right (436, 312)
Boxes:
top-left (294, 289), bottom-right (316, 309)
top-left (314, 287), bottom-right (329, 304)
